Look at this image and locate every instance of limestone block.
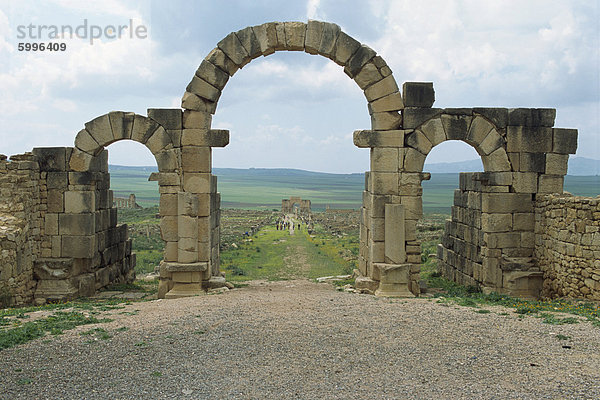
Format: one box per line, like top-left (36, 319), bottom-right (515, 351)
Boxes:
top-left (198, 241), bottom-right (211, 262)
top-left (64, 191), bottom-right (95, 213)
top-left (400, 196), bottom-right (423, 220)
top-left (513, 212), bottom-right (534, 231)
top-left (484, 232), bottom-right (521, 248)
top-left (274, 22), bottom-right (287, 51)
top-left (89, 149), bottom-right (108, 173)
top-left (160, 216), bottom-right (178, 242)
top-left (178, 216), bottom-right (198, 239)
top-left (147, 108), bottom-right (182, 130)
top-left (61, 235), bottom-right (96, 258)
top-left (369, 172), bottom-right (398, 195)
top-left (74, 129), bottom-right (100, 155)
top-left (545, 153), bottom-right (569, 175)
top-left (198, 217), bottom-right (210, 240)
top-left (47, 171), bottom-right (68, 190)
top-left (481, 193), bottom-right (532, 213)
top-left (182, 92), bottom-right (210, 113)
top-left (318, 22), bottom-right (341, 58)
top-left (252, 23), bottom-right (278, 55)
top-left (181, 129), bottom-right (229, 147)
top-left (370, 147), bottom-right (399, 172)
top-left (373, 264), bottom-right (414, 297)
top-left (183, 110), bottom-right (212, 130)
top-left (370, 241), bottom-right (385, 263)
top-left (284, 22), bottom-right (307, 51)
top-left (217, 32), bottom-right (250, 67)
top-left (205, 47), bottom-right (239, 76)
top-left (235, 26), bottom-right (262, 59)
top-left (131, 114), bottom-right (160, 144)
top-left (402, 108), bottom-right (442, 129)
top-left (32, 147), bottom-right (68, 172)
top-left (508, 108), bottom-right (555, 127)
top-left (181, 146), bottom-right (211, 173)
top-left (333, 31), bottom-right (361, 66)
top-left (364, 75), bottom-right (399, 102)
top-left (520, 153), bottom-right (546, 173)
top-left (405, 130), bottom-right (432, 155)
top-left (145, 127), bottom-right (172, 154)
top-left (502, 271), bottom-right (543, 299)
top-left (305, 20), bottom-right (324, 54)
top-left (552, 128), bottom-right (578, 154)
top-left (481, 213), bottom-right (512, 233)
top-left (353, 130), bottom-right (404, 148)
top-left (481, 148), bottom-right (511, 172)
top-left (164, 242), bottom-right (178, 262)
top-left (159, 193), bottom-right (178, 216)
top-left (538, 175), bottom-right (564, 194)
top-left (84, 114), bottom-right (114, 147)
top-left (369, 217), bottom-right (385, 241)
top-left (186, 76), bottom-right (221, 103)
top-left (402, 82), bottom-right (435, 107)
top-left (402, 148), bottom-right (427, 172)
top-left (167, 129), bottom-right (182, 148)
top-left (473, 108), bottom-right (508, 129)
top-left (512, 172), bottom-right (538, 193)
top-left (178, 192), bottom-right (199, 216)
top-left (442, 114), bottom-right (472, 140)
top-left (369, 194), bottom-right (391, 218)
top-left (354, 62), bottom-right (383, 90)
top-left (183, 173), bottom-right (211, 193)
top-left (478, 129), bottom-right (505, 156)
top-left (419, 117), bottom-right (446, 147)
top-left (466, 116), bottom-right (494, 147)
top-left (59, 213), bottom-right (95, 236)
top-left (368, 92), bottom-right (404, 114)
top-left (154, 149), bottom-right (179, 173)
top-left (506, 126), bottom-right (552, 153)
top-left (371, 112), bottom-right (402, 130)
top-left (385, 204), bottom-right (406, 263)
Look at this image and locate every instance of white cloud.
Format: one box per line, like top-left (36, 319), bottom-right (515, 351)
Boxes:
top-left (306, 0), bottom-right (323, 20)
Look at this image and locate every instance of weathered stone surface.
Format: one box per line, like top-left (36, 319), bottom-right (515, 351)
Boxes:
top-left (333, 31), bottom-right (361, 66)
top-left (344, 45), bottom-right (376, 78)
top-left (252, 23), bottom-right (278, 55)
top-left (145, 126), bottom-right (172, 154)
top-left (374, 264), bottom-right (415, 297)
top-left (186, 76), bottom-right (221, 103)
top-left (205, 47), bottom-right (239, 76)
top-left (181, 129), bottom-right (229, 147)
top-left (545, 153), bottom-right (569, 175)
top-left (481, 148), bottom-right (511, 172)
top-left (131, 114), bottom-right (160, 144)
top-left (467, 116), bottom-right (495, 146)
top-left (552, 128), bottom-right (578, 154)
top-left (235, 27), bottom-right (262, 59)
top-left (370, 148), bottom-right (399, 172)
top-left (506, 126), bottom-right (553, 153)
top-left (402, 108), bottom-right (442, 129)
top-left (59, 213), bottom-right (95, 236)
top-left (520, 153), bottom-right (546, 173)
top-left (64, 191), bottom-right (95, 213)
top-left (84, 114), bottom-right (114, 147)
top-left (369, 172), bottom-right (398, 195)
top-left (182, 110), bottom-right (212, 130)
top-left (405, 130), bottom-right (432, 155)
top-left (473, 108), bottom-right (508, 129)
top-left (385, 204), bottom-right (406, 264)
top-left (479, 129), bottom-right (505, 156)
top-left (537, 175), bottom-right (564, 194)
top-left (318, 22), bottom-right (341, 58)
top-left (195, 60), bottom-right (230, 90)
top-left (32, 147), bottom-right (68, 172)
top-left (181, 92), bottom-right (218, 114)
top-left (442, 114), bottom-right (472, 140)
top-left (402, 148), bottom-right (427, 172)
top-left (107, 111), bottom-right (135, 141)
top-left (181, 146), bottom-right (211, 173)
top-left (74, 129), bottom-right (100, 155)
top-left (368, 92), bottom-right (404, 114)
top-left (512, 172), bottom-right (538, 193)
top-left (481, 213), bottom-right (512, 233)
top-left (61, 235), bottom-right (96, 258)
top-left (183, 172), bottom-right (211, 193)
top-left (402, 82), bottom-right (435, 107)
top-left (353, 130), bottom-right (404, 148)
top-left (371, 111), bottom-right (402, 130)
top-left (419, 117), bottom-right (445, 147)
top-left (354, 62), bottom-right (383, 90)
top-left (304, 20), bottom-right (324, 54)
top-left (364, 75), bottom-right (399, 102)
top-left (217, 32), bottom-right (250, 67)
top-left (284, 21), bottom-right (306, 51)
top-left (154, 149), bottom-right (179, 172)
top-left (481, 193), bottom-right (532, 213)
top-left (508, 108), bottom-right (556, 127)
top-left (274, 22), bottom-right (287, 50)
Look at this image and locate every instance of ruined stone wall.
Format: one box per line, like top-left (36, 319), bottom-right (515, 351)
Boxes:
top-left (535, 194), bottom-right (600, 300)
top-left (0, 154), bottom-right (41, 306)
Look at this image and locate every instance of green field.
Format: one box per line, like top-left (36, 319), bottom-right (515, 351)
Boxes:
top-left (108, 166), bottom-right (599, 212)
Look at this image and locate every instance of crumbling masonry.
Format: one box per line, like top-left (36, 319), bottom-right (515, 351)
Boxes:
top-left (1, 20), bottom-right (598, 305)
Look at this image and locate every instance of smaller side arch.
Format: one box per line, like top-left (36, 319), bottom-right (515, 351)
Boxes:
top-left (69, 111), bottom-right (180, 174)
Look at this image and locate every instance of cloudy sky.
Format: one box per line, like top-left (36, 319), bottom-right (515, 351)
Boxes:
top-left (1, 0), bottom-right (598, 173)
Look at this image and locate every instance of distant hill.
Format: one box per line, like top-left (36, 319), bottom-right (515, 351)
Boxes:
top-left (423, 156), bottom-right (599, 176)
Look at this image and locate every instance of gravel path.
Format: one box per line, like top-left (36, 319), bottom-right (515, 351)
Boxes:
top-left (1, 280), bottom-right (599, 399)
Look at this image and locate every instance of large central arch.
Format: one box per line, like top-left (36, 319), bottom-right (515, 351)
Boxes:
top-left (158, 20), bottom-right (406, 298)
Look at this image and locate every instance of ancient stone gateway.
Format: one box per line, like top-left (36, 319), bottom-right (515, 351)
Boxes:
top-left (282, 197), bottom-right (311, 214)
top-left (1, 20), bottom-right (596, 306)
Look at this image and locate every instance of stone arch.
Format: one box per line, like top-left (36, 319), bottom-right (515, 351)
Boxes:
top-left (181, 20), bottom-right (403, 129)
top-left (69, 111), bottom-right (180, 175)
